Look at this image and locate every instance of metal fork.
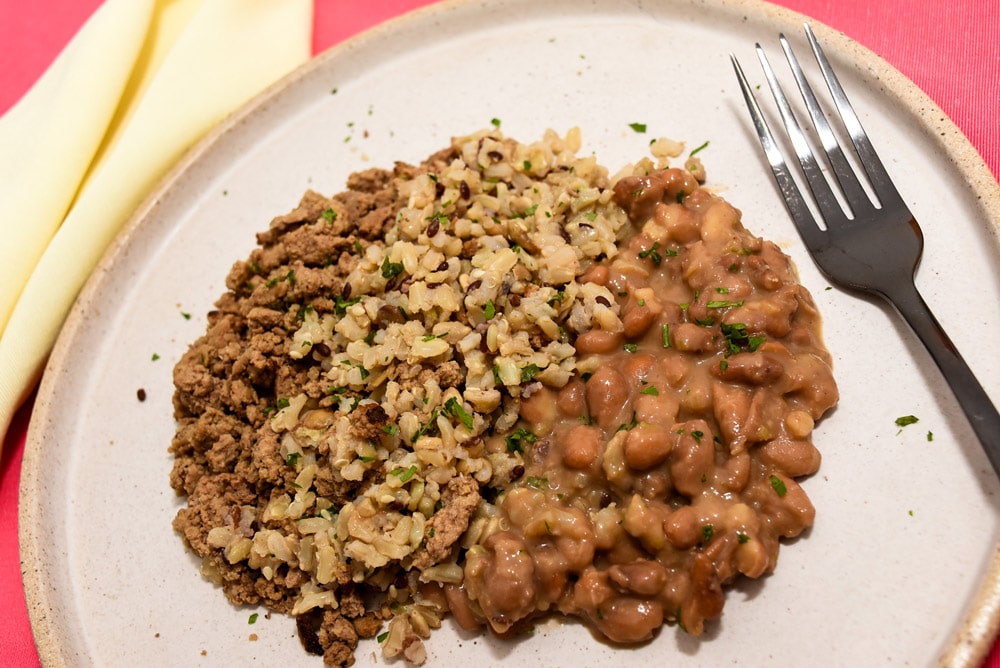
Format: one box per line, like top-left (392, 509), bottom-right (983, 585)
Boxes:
top-left (731, 24), bottom-right (1000, 476)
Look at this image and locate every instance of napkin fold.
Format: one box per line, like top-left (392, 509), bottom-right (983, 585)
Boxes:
top-left (0, 0), bottom-right (313, 446)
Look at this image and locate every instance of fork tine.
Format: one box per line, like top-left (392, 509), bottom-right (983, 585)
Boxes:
top-left (730, 53), bottom-right (825, 249)
top-left (754, 43), bottom-right (849, 225)
top-left (803, 24), bottom-right (904, 209)
top-left (778, 33), bottom-right (872, 213)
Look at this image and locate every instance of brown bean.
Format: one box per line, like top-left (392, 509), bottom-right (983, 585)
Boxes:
top-left (594, 597), bottom-right (664, 644)
top-left (608, 560), bottom-right (668, 597)
top-left (757, 437), bottom-right (821, 477)
top-left (663, 505), bottom-right (700, 549)
top-left (623, 423), bottom-right (672, 470)
top-left (622, 353), bottom-right (655, 387)
top-left (519, 387), bottom-right (557, 433)
top-left (562, 424), bottom-right (602, 469)
top-left (622, 304), bottom-right (655, 339)
top-left (443, 583), bottom-right (482, 631)
top-left (575, 329), bottom-right (623, 355)
top-left (556, 378), bottom-right (586, 418)
top-left (671, 322), bottom-right (714, 352)
top-left (580, 264), bottom-right (610, 286)
top-left (669, 421), bottom-right (714, 497)
top-left (634, 392), bottom-right (679, 429)
top-left (585, 366), bottom-right (629, 429)
top-left (653, 201), bottom-right (700, 244)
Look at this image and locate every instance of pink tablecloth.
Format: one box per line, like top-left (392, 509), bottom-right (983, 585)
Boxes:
top-left (1, 1), bottom-right (997, 665)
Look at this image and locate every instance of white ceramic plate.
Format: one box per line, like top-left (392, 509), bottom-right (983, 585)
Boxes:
top-left (21, 0), bottom-right (1000, 666)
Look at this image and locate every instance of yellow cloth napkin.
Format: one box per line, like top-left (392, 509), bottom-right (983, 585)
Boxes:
top-left (0, 0), bottom-right (312, 445)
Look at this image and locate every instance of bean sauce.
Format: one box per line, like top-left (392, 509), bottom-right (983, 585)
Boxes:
top-left (460, 168), bottom-right (838, 641)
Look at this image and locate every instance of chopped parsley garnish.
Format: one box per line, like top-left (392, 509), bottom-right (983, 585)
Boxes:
top-left (691, 430), bottom-right (704, 443)
top-left (377, 631), bottom-right (389, 643)
top-left (248, 613), bottom-right (259, 624)
top-left (505, 427), bottom-right (537, 454)
top-left (490, 117), bottom-right (502, 128)
top-left (706, 299), bottom-right (744, 308)
top-left (927, 430), bottom-right (934, 442)
top-left (181, 311), bottom-right (191, 320)
top-left (661, 324), bottom-right (671, 348)
top-left (769, 475), bottom-right (788, 497)
top-left (695, 316), bottom-right (715, 327)
top-left (285, 452), bottom-right (302, 467)
top-left (383, 423), bottom-right (399, 435)
top-left (444, 397), bottom-right (475, 430)
top-left (616, 411), bottom-right (639, 432)
top-left (895, 415), bottom-right (919, 428)
top-left (720, 322), bottom-right (766, 355)
top-left (334, 295), bottom-right (362, 315)
top-left (523, 160), bottom-right (532, 171)
top-left (151, 353), bottom-right (160, 361)
top-left (737, 532), bottom-right (750, 544)
top-left (628, 122), bottom-right (647, 133)
top-left (526, 476), bottom-right (549, 489)
top-left (689, 140), bottom-right (710, 156)
top-left (391, 465), bottom-right (418, 483)
top-left (381, 256), bottom-right (404, 279)
top-left (321, 208), bottom-right (337, 223)
top-left (701, 524), bottom-right (714, 543)
top-left (276, 397), bottom-right (290, 409)
top-left (624, 343), bottom-right (638, 353)
top-left (484, 300), bottom-right (496, 319)
top-left (640, 386), bottom-right (659, 396)
top-left (520, 363), bottom-right (541, 383)
top-left (637, 242), bottom-right (663, 265)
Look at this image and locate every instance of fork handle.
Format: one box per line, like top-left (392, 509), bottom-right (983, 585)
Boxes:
top-left (886, 281), bottom-right (1000, 473)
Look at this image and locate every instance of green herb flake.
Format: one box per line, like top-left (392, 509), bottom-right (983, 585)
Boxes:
top-left (181, 311), bottom-right (191, 320)
top-left (334, 295), bottom-right (362, 315)
top-left (382, 423), bottom-right (399, 436)
top-left (701, 524), bottom-right (714, 543)
top-left (637, 242), bottom-right (662, 265)
top-left (895, 415), bottom-right (919, 428)
top-left (321, 208), bottom-right (337, 223)
top-left (640, 386), bottom-right (659, 396)
top-left (927, 430), bottom-right (934, 442)
top-left (505, 427), bottom-right (537, 454)
top-left (706, 299), bottom-right (744, 309)
top-left (377, 631), bottom-right (389, 643)
top-left (769, 474), bottom-right (788, 497)
top-left (444, 397), bottom-right (475, 430)
top-left (692, 430), bottom-right (704, 443)
top-left (490, 117), bottom-right (502, 128)
top-left (391, 465), bottom-right (418, 483)
top-left (523, 160), bottom-right (532, 171)
top-left (661, 324), bottom-right (671, 348)
top-left (276, 397), bottom-right (290, 409)
top-left (737, 532), bottom-right (750, 544)
top-left (151, 353), bottom-right (161, 361)
top-left (484, 300), bottom-right (496, 319)
top-left (584, 211), bottom-right (598, 221)
top-left (628, 122), bottom-right (647, 133)
top-left (520, 363), bottom-right (541, 383)
top-left (248, 613), bottom-right (259, 624)
top-left (689, 140), bottom-right (710, 156)
top-left (526, 476), bottom-right (549, 489)
top-left (285, 452), bottom-right (302, 467)
top-left (624, 343), bottom-right (638, 353)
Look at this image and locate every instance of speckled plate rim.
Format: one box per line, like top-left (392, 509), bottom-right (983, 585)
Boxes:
top-left (19, 0), bottom-right (1000, 666)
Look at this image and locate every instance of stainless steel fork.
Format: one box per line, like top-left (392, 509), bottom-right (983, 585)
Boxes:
top-left (731, 24), bottom-right (1000, 476)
